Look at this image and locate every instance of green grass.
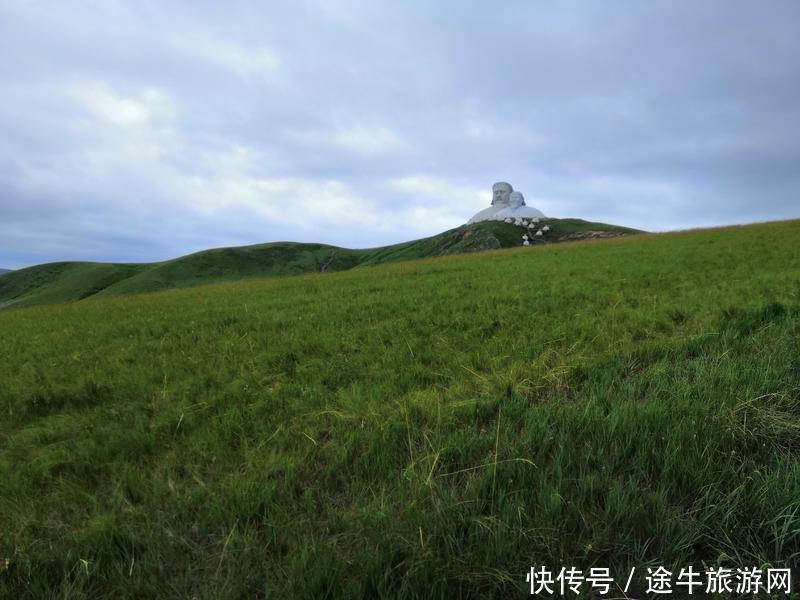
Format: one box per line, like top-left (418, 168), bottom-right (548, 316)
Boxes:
top-left (1, 220), bottom-right (799, 598)
top-left (0, 219), bottom-right (637, 310)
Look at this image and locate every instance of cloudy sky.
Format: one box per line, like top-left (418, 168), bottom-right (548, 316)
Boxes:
top-left (1, 1), bottom-right (799, 268)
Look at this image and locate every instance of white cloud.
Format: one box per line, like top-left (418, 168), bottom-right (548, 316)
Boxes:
top-left (580, 175), bottom-right (681, 201)
top-left (386, 175), bottom-right (486, 209)
top-left (67, 83), bottom-right (173, 128)
top-left (171, 35), bottom-right (281, 79)
top-left (461, 119), bottom-right (544, 148)
top-left (288, 124), bottom-right (409, 155)
top-left (177, 174), bottom-right (378, 225)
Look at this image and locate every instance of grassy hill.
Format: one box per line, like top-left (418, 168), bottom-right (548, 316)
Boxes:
top-left (1, 220), bottom-right (799, 598)
top-left (0, 218), bottom-right (638, 309)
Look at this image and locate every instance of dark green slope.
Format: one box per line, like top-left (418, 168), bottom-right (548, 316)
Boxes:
top-left (0, 262), bottom-right (148, 309)
top-left (0, 218), bottom-right (640, 309)
top-left (94, 242), bottom-right (364, 299)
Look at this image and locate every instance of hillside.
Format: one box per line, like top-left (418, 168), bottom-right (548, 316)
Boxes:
top-left (1, 219), bottom-right (799, 598)
top-left (0, 218), bottom-right (638, 309)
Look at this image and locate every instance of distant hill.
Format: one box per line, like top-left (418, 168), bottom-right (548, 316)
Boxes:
top-left (0, 269), bottom-right (10, 275)
top-left (0, 218), bottom-right (640, 309)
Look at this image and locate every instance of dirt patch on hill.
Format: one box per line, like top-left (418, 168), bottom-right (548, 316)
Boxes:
top-left (557, 230), bottom-right (627, 241)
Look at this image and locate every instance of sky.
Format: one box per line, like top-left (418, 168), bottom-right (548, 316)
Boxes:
top-left (1, 1), bottom-right (799, 269)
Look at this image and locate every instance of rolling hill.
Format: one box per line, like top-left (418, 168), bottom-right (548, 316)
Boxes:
top-left (1, 219), bottom-right (799, 598)
top-left (0, 218), bottom-right (639, 309)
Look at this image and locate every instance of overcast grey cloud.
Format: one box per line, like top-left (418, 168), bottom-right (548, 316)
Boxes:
top-left (1, 0), bottom-right (798, 268)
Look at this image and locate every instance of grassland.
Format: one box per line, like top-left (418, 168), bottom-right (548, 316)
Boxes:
top-left (1, 220), bottom-right (799, 598)
top-left (0, 219), bottom-right (637, 310)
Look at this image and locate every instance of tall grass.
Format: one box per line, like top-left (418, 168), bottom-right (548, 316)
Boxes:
top-left (1, 220), bottom-right (799, 598)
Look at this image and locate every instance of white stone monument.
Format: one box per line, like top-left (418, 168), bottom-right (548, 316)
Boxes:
top-left (467, 182), bottom-right (546, 224)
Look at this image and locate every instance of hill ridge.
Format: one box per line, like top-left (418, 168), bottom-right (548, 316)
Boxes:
top-left (0, 218), bottom-right (640, 309)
